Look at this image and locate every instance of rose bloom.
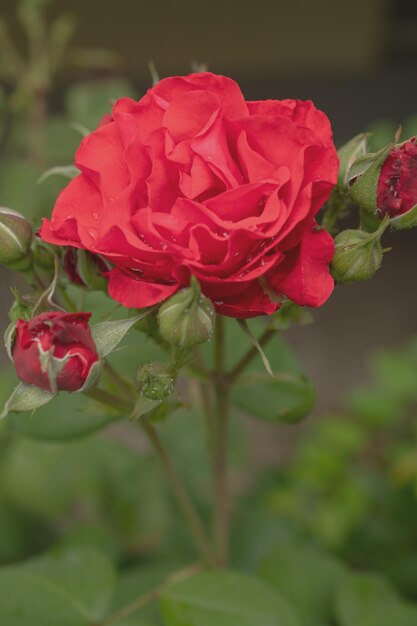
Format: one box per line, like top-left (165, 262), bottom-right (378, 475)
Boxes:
top-left (12, 312), bottom-right (99, 392)
top-left (377, 137), bottom-right (417, 219)
top-left (41, 72), bottom-right (338, 317)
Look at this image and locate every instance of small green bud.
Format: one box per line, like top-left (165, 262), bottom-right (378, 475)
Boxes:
top-left (331, 229), bottom-right (383, 284)
top-left (0, 208), bottom-right (33, 269)
top-left (135, 362), bottom-right (174, 400)
top-left (158, 277), bottom-right (215, 348)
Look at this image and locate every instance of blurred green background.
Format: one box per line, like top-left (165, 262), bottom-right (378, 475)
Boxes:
top-left (0, 1), bottom-right (417, 624)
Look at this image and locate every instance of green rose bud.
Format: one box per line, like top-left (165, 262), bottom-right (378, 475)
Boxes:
top-left (158, 277), bottom-right (215, 348)
top-left (0, 208), bottom-right (33, 269)
top-left (135, 362), bottom-right (174, 400)
top-left (331, 228), bottom-right (385, 284)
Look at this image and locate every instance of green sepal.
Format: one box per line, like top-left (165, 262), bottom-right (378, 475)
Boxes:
top-left (348, 143), bottom-right (393, 215)
top-left (0, 382), bottom-right (56, 419)
top-left (90, 308), bottom-right (155, 359)
top-left (337, 133), bottom-right (369, 190)
top-left (390, 202), bottom-right (417, 230)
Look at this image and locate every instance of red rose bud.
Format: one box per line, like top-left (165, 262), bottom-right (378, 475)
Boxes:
top-left (377, 138), bottom-right (417, 227)
top-left (158, 277), bottom-right (215, 348)
top-left (63, 248), bottom-right (110, 290)
top-left (12, 311), bottom-right (100, 393)
top-left (0, 208), bottom-right (33, 269)
top-left (349, 137), bottom-right (417, 229)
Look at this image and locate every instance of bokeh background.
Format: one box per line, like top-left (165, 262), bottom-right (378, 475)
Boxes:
top-left (1, 1), bottom-right (417, 618)
top-left (1, 0), bottom-right (416, 409)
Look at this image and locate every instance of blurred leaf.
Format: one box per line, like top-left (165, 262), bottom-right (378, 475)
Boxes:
top-left (258, 540), bottom-right (346, 626)
top-left (65, 79), bottom-right (137, 130)
top-left (111, 562), bottom-right (182, 623)
top-left (335, 572), bottom-right (400, 626)
top-left (0, 547), bottom-right (115, 625)
top-left (231, 373), bottom-right (315, 423)
top-left (5, 379), bottom-right (115, 441)
top-left (160, 570), bottom-right (300, 626)
top-left (1, 382), bottom-right (55, 419)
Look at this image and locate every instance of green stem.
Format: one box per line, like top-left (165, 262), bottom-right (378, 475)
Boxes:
top-left (100, 563), bottom-right (203, 626)
top-left (85, 387), bottom-right (130, 414)
top-left (139, 417), bottom-right (214, 566)
top-left (212, 314), bottom-right (231, 566)
top-left (213, 379), bottom-right (230, 567)
top-left (87, 381), bottom-right (214, 565)
top-left (228, 327), bottom-right (275, 384)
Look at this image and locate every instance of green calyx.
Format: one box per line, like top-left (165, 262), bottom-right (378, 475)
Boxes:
top-left (348, 143), bottom-right (393, 215)
top-left (331, 217), bottom-right (390, 284)
top-left (158, 276), bottom-right (215, 349)
top-left (0, 208), bottom-right (33, 269)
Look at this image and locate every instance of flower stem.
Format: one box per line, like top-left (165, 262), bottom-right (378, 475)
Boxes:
top-left (139, 417), bottom-right (214, 566)
top-left (212, 314), bottom-right (231, 566)
top-left (101, 562), bottom-right (203, 626)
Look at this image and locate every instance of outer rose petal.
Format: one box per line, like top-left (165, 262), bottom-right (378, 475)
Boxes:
top-left (149, 72), bottom-right (249, 119)
top-left (107, 268), bottom-right (179, 308)
top-left (267, 225), bottom-right (335, 307)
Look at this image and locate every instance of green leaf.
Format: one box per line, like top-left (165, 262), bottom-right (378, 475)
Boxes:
top-left (231, 373), bottom-right (315, 423)
top-left (5, 382), bottom-right (115, 441)
top-left (0, 548), bottom-right (115, 625)
top-left (354, 604), bottom-right (417, 626)
top-left (258, 540), bottom-right (346, 626)
top-left (335, 572), bottom-right (401, 626)
top-left (1, 382), bottom-right (55, 419)
top-left (91, 310), bottom-right (155, 359)
top-left (160, 570), bottom-right (300, 626)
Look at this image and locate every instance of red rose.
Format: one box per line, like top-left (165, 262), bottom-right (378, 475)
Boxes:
top-left (377, 137), bottom-right (417, 219)
top-left (12, 312), bottom-right (99, 392)
top-left (40, 72), bottom-right (338, 317)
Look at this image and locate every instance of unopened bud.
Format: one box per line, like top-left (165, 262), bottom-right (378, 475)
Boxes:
top-left (331, 229), bottom-right (384, 284)
top-left (158, 277), bottom-right (215, 348)
top-left (349, 137), bottom-right (417, 230)
top-left (0, 208), bottom-right (33, 269)
top-left (135, 362), bottom-right (174, 400)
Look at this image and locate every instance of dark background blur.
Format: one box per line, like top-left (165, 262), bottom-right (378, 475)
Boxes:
top-left (1, 0), bottom-right (417, 409)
